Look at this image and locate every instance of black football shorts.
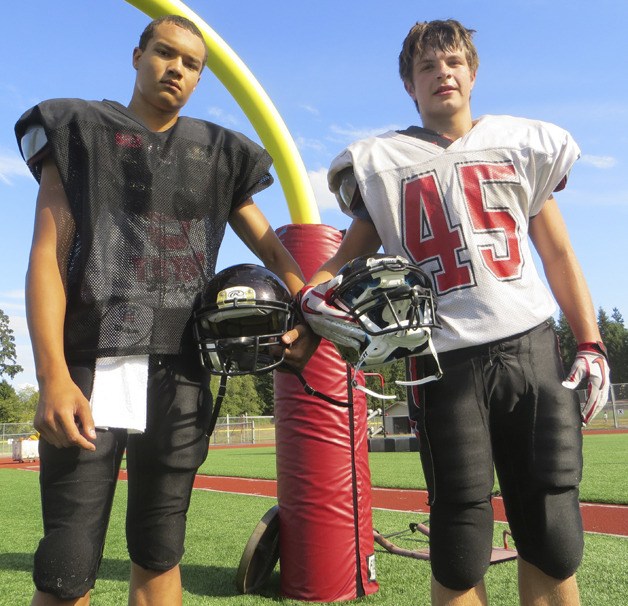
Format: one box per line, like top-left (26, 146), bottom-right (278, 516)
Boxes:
top-left (33, 355), bottom-right (211, 599)
top-left (408, 321), bottom-right (583, 587)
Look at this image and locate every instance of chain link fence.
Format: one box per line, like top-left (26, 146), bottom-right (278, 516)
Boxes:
top-left (366, 383), bottom-right (628, 437)
top-left (208, 415), bottom-right (276, 446)
top-left (0, 423), bottom-right (37, 457)
top-left (2, 384), bottom-right (626, 455)
top-left (580, 382), bottom-right (628, 430)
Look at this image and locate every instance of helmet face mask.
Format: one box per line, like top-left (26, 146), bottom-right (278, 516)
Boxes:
top-left (329, 254), bottom-right (438, 370)
top-left (194, 265), bottom-right (293, 376)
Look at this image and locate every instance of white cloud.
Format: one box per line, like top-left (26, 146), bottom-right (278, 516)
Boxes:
top-left (559, 188), bottom-right (628, 208)
top-left (295, 136), bottom-right (326, 154)
top-left (0, 291), bottom-right (26, 315)
top-left (13, 341), bottom-right (36, 388)
top-left (580, 155), bottom-right (617, 169)
top-left (328, 123), bottom-right (402, 143)
top-left (5, 316), bottom-right (36, 387)
top-left (15, 381), bottom-right (38, 393)
top-left (0, 302), bottom-right (25, 315)
top-left (308, 168), bottom-right (339, 212)
top-left (8, 315), bottom-right (29, 338)
top-left (299, 104), bottom-right (320, 116)
top-left (0, 290), bottom-right (25, 300)
top-left (0, 151), bottom-right (30, 184)
top-left (206, 105), bottom-right (240, 127)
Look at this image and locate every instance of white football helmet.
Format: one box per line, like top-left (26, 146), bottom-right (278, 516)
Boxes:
top-left (303, 254), bottom-right (442, 385)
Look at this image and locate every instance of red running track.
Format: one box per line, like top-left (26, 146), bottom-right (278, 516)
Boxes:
top-left (3, 459), bottom-right (626, 537)
top-left (186, 474), bottom-right (628, 538)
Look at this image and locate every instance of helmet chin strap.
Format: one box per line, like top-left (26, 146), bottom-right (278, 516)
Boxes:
top-left (395, 335), bottom-right (443, 386)
top-left (205, 332), bottom-right (443, 431)
top-left (289, 367), bottom-right (353, 408)
top-left (352, 380), bottom-right (397, 400)
top-left (352, 347), bottom-right (397, 400)
top-left (205, 373), bottom-right (229, 438)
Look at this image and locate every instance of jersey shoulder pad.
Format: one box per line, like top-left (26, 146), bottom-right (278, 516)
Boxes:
top-left (20, 125), bottom-right (48, 164)
top-left (336, 166), bottom-right (372, 222)
top-left (328, 151), bottom-right (371, 221)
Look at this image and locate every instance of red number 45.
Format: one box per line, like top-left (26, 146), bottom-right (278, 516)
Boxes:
top-left (402, 161), bottom-right (523, 295)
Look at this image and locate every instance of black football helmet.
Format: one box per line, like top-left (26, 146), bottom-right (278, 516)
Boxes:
top-left (327, 254), bottom-right (439, 370)
top-left (194, 264), bottom-right (293, 376)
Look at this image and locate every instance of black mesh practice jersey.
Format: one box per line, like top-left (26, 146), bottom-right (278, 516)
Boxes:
top-left (16, 99), bottom-right (274, 360)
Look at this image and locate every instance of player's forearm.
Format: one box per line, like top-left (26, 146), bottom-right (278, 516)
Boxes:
top-left (308, 263), bottom-right (342, 287)
top-left (542, 249), bottom-right (601, 343)
top-left (259, 239), bottom-right (305, 295)
top-left (228, 199), bottom-right (305, 295)
top-left (26, 251), bottom-right (71, 385)
top-left (530, 197), bottom-right (601, 344)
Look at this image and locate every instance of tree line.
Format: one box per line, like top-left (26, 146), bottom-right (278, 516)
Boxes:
top-left (0, 309), bottom-right (33, 423)
top-left (2, 306), bottom-right (627, 423)
top-left (553, 307), bottom-right (628, 384)
top-left (364, 307), bottom-right (628, 408)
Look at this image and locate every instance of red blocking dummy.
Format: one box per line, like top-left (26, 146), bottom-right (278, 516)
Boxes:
top-left (274, 224), bottom-right (378, 601)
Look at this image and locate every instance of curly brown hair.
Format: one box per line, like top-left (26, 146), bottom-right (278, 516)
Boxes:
top-left (398, 19), bottom-right (479, 84)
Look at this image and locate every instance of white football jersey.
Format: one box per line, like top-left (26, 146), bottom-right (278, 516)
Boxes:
top-left (328, 115), bottom-right (580, 352)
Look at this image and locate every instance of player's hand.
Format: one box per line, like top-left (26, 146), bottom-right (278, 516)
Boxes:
top-left (297, 282), bottom-right (365, 351)
top-left (34, 375), bottom-right (97, 451)
top-left (562, 343), bottom-right (610, 425)
top-left (278, 322), bottom-right (321, 372)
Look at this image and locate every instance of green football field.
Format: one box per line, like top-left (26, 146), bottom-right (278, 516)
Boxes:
top-left (1, 432), bottom-right (626, 605)
top-left (199, 432), bottom-right (628, 504)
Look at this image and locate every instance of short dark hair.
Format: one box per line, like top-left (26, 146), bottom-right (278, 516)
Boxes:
top-left (399, 19), bottom-right (479, 84)
top-left (138, 15), bottom-right (208, 64)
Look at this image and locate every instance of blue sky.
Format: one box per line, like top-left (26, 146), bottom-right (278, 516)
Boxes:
top-left (1, 0), bottom-right (626, 388)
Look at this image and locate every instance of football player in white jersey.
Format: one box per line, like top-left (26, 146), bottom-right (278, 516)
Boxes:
top-left (300, 19), bottom-right (609, 606)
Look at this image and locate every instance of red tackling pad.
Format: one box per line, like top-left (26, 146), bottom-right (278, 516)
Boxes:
top-left (274, 224), bottom-right (379, 601)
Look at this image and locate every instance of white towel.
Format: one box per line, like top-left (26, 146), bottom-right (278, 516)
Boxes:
top-left (90, 355), bottom-right (149, 433)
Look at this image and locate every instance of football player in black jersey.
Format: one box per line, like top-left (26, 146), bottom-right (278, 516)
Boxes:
top-left (19, 15), bottom-right (314, 605)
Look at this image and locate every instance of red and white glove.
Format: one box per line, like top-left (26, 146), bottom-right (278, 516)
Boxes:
top-left (562, 341), bottom-right (610, 425)
top-left (297, 280), bottom-right (365, 351)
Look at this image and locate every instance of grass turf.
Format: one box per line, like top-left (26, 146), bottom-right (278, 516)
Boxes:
top-left (199, 432), bottom-right (628, 505)
top-left (1, 469), bottom-right (627, 605)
